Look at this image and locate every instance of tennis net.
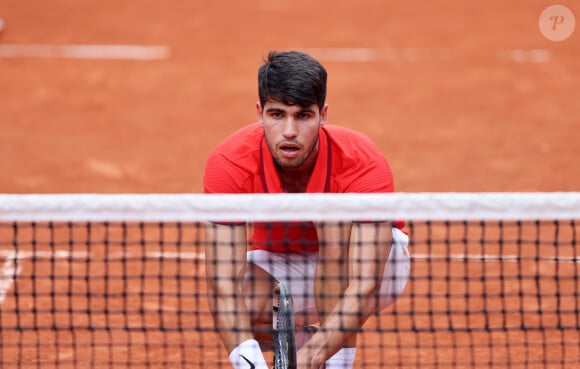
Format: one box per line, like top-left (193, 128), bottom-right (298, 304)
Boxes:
top-left (0, 193), bottom-right (579, 369)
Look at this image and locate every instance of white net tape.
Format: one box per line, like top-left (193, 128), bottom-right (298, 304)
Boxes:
top-left (1, 192), bottom-right (579, 221)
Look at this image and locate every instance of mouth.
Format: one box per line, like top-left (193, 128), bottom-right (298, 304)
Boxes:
top-left (278, 142), bottom-right (301, 158)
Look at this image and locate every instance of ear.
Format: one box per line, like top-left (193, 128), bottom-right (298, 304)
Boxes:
top-left (319, 104), bottom-right (329, 126)
top-left (256, 101), bottom-right (264, 124)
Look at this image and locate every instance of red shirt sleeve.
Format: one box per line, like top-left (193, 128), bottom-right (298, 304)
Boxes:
top-left (327, 126), bottom-right (404, 229)
top-left (203, 150), bottom-right (247, 194)
top-left (203, 124), bottom-right (263, 194)
top-left (329, 127), bottom-right (394, 193)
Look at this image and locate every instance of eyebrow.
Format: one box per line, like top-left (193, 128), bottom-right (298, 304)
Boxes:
top-left (297, 107), bottom-right (316, 114)
top-left (265, 106), bottom-right (316, 114)
top-left (265, 107), bottom-right (285, 114)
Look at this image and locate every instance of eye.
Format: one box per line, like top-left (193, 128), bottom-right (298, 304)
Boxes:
top-left (297, 113), bottom-right (312, 120)
top-left (268, 111), bottom-right (283, 119)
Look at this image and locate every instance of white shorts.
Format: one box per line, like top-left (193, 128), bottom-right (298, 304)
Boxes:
top-left (246, 228), bottom-right (411, 325)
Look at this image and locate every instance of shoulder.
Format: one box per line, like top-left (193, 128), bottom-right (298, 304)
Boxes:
top-left (324, 125), bottom-right (385, 162)
top-left (323, 125), bottom-right (394, 193)
top-left (210, 123), bottom-right (264, 156)
top-left (203, 123), bottom-right (263, 193)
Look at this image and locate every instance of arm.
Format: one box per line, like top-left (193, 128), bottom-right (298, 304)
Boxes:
top-left (299, 221), bottom-right (393, 369)
top-left (204, 222), bottom-right (253, 353)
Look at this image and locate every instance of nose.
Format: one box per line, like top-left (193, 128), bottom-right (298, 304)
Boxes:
top-left (281, 118), bottom-right (298, 139)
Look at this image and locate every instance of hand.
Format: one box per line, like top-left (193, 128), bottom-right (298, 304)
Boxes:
top-left (296, 344), bottom-right (324, 369)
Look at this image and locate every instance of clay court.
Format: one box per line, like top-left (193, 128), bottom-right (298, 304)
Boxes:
top-left (1, 0), bottom-right (579, 368)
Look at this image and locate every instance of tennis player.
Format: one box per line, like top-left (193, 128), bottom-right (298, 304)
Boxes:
top-left (203, 50), bottom-right (410, 369)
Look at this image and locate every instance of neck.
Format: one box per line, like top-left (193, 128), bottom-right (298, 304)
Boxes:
top-left (277, 149), bottom-right (318, 193)
top-left (278, 167), bottom-right (312, 193)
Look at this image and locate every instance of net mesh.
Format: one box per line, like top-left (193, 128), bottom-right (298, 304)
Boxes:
top-left (0, 193), bottom-right (579, 369)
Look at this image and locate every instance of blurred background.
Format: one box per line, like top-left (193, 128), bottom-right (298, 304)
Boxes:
top-left (0, 0), bottom-right (578, 193)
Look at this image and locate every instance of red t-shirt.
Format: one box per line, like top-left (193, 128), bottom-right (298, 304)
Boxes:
top-left (204, 123), bottom-right (402, 252)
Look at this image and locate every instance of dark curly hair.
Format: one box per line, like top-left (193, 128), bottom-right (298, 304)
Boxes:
top-left (258, 50), bottom-right (327, 110)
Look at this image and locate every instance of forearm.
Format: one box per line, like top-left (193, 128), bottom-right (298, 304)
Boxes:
top-left (204, 223), bottom-right (252, 353)
top-left (206, 270), bottom-right (271, 369)
top-left (302, 222), bottom-right (392, 368)
top-left (207, 279), bottom-right (255, 353)
top-left (305, 281), bottom-right (380, 366)
top-left (301, 221), bottom-right (353, 367)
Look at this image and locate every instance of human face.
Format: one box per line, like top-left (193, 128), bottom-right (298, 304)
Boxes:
top-left (257, 100), bottom-right (328, 169)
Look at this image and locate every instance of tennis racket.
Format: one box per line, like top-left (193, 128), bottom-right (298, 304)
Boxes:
top-left (273, 282), bottom-right (297, 369)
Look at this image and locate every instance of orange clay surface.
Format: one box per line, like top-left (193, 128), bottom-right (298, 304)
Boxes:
top-left (0, 1), bottom-right (579, 368)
